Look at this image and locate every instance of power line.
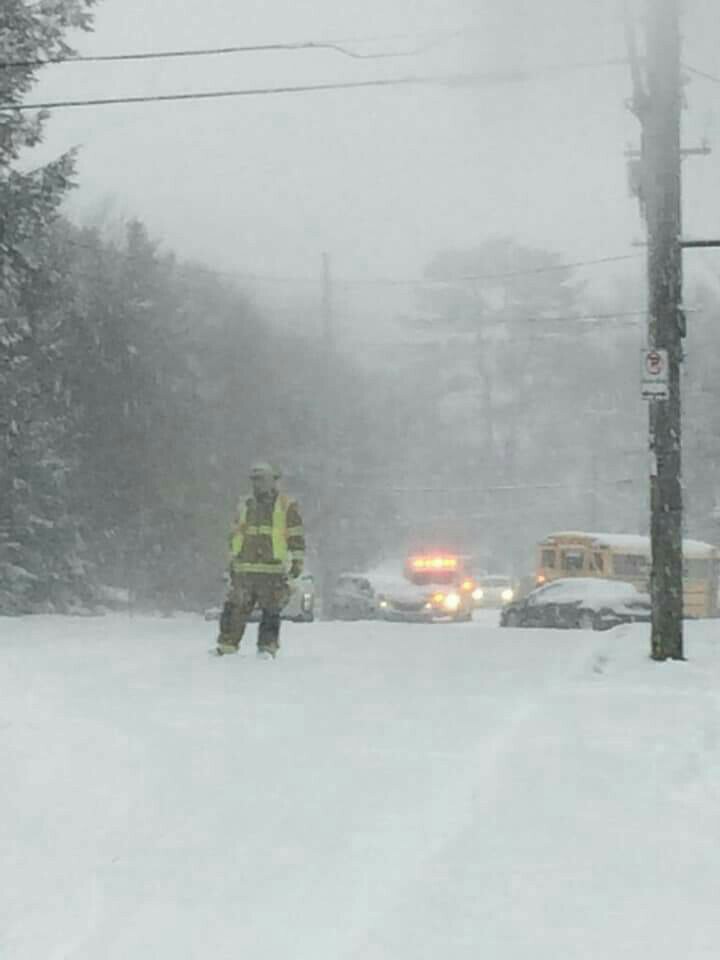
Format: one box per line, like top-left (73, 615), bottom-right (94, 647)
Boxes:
top-left (0, 51), bottom-right (633, 113)
top-left (0, 23), bottom-right (626, 73)
top-left (340, 254), bottom-right (642, 288)
top-left (0, 32), bottom-right (463, 70)
top-left (324, 478), bottom-right (636, 494)
top-left (360, 314), bottom-right (644, 349)
top-left (188, 256), bottom-right (643, 290)
top-left (506, 309), bottom-right (645, 325)
top-left (418, 254), bottom-right (643, 286)
top-left (683, 62), bottom-right (720, 84)
top-left (0, 70), bottom-right (527, 112)
top-left (235, 253), bottom-right (641, 288)
top-left (59, 238), bottom-right (643, 288)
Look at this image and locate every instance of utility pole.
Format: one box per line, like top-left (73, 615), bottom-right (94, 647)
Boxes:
top-left (642, 0), bottom-right (684, 659)
top-left (626, 1), bottom-right (720, 659)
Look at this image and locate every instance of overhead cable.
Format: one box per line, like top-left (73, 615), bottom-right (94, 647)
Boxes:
top-left (683, 62), bottom-right (720, 84)
top-left (0, 32), bottom-right (463, 70)
top-left (163, 252), bottom-right (644, 289)
top-left (467, 309), bottom-right (645, 326)
top-left (0, 70), bottom-right (527, 112)
top-left (0, 53), bottom-right (631, 112)
top-left (372, 254), bottom-right (644, 287)
top-left (58, 238), bottom-right (642, 288)
top-left (223, 253), bottom-right (642, 288)
top-left (0, 26), bottom-right (625, 72)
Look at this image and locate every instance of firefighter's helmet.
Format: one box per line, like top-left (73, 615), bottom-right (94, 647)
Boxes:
top-left (249, 461), bottom-right (281, 480)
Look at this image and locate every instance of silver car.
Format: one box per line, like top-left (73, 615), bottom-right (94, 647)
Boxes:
top-left (328, 573), bottom-right (383, 620)
top-left (472, 575), bottom-right (517, 608)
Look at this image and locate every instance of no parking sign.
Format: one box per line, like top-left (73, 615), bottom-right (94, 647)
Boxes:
top-left (641, 348), bottom-right (669, 400)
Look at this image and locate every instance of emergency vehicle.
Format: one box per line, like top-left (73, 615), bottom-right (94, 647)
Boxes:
top-left (376, 553), bottom-right (475, 623)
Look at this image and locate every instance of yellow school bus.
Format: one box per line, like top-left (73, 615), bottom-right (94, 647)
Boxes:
top-left (536, 531), bottom-right (720, 618)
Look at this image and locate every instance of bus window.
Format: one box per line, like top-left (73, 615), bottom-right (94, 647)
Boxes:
top-left (541, 549), bottom-right (557, 569)
top-left (612, 554), bottom-right (649, 578)
top-left (561, 550), bottom-right (585, 572)
top-left (683, 558), bottom-right (709, 579)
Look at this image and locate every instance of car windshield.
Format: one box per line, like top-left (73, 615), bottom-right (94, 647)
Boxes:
top-left (528, 583), bottom-right (565, 604)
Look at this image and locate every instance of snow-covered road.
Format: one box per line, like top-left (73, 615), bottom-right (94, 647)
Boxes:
top-left (2, 613), bottom-right (719, 959)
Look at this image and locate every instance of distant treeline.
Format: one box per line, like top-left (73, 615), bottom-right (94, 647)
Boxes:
top-left (0, 213), bottom-right (408, 613)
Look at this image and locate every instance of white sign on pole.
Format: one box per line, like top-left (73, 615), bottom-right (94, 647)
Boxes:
top-left (641, 348), bottom-right (669, 400)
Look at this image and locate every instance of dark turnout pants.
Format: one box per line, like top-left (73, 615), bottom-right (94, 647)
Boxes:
top-left (219, 573), bottom-right (291, 654)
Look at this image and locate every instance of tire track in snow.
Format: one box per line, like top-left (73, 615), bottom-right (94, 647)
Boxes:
top-left (335, 630), bottom-right (605, 959)
top-left (231, 628), bottom-right (604, 960)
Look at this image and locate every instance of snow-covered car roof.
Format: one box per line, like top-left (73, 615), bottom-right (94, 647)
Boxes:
top-left (531, 578), bottom-right (648, 611)
top-left (361, 569), bottom-right (463, 603)
top-left (366, 574), bottom-right (433, 602)
top-left (335, 572), bottom-right (376, 583)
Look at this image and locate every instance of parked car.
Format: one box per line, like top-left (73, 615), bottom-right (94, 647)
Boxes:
top-left (499, 577), bottom-right (651, 631)
top-left (472, 575), bottom-right (517, 608)
top-left (279, 572), bottom-right (316, 623)
top-left (204, 572), bottom-right (316, 624)
top-left (328, 573), bottom-right (382, 620)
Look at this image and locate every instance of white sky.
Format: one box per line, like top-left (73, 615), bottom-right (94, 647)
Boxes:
top-left (28, 0), bottom-right (720, 317)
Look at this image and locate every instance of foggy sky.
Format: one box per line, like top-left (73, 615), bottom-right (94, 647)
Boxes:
top-left (31, 0), bottom-right (720, 327)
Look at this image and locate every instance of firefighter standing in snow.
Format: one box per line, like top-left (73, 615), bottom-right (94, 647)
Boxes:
top-left (216, 463), bottom-right (305, 658)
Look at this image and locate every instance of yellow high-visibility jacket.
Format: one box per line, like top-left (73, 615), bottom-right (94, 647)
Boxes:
top-left (229, 493), bottom-right (305, 575)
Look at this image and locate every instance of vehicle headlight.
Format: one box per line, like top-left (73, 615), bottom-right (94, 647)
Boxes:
top-left (379, 599), bottom-right (389, 609)
top-left (424, 602), bottom-right (434, 610)
top-left (501, 588), bottom-right (514, 602)
top-left (444, 592), bottom-right (461, 611)
top-left (472, 588), bottom-right (484, 601)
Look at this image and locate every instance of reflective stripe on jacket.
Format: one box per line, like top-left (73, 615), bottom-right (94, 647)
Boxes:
top-left (229, 493), bottom-right (305, 575)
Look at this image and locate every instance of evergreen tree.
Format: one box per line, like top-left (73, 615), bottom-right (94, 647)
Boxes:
top-left (0, 1), bottom-right (95, 611)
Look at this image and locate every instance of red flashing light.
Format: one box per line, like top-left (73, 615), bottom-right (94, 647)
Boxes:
top-left (410, 554), bottom-right (459, 571)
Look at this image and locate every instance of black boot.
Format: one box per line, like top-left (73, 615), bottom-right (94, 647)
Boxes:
top-left (258, 610), bottom-right (281, 658)
top-left (217, 601), bottom-right (240, 655)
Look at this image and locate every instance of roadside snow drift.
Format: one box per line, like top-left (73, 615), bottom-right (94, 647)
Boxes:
top-left (2, 614), bottom-right (719, 959)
